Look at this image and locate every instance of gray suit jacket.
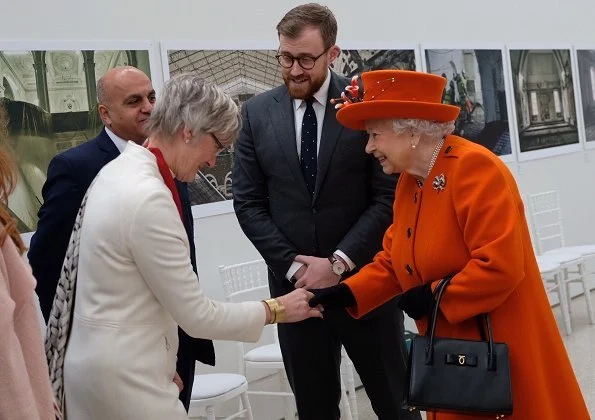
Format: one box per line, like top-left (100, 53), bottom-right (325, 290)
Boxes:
top-left (233, 72), bottom-right (397, 296)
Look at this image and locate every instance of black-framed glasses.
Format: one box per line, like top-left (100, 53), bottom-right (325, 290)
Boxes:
top-left (212, 134), bottom-right (231, 156)
top-left (275, 47), bottom-right (330, 70)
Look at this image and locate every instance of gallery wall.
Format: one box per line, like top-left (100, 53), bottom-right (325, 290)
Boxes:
top-left (3, 0), bottom-right (595, 418)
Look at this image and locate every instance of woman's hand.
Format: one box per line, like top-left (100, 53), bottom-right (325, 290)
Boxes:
top-left (275, 288), bottom-right (323, 322)
top-left (397, 284), bottom-right (433, 320)
top-left (173, 372), bottom-right (184, 393)
top-left (308, 283), bottom-right (356, 309)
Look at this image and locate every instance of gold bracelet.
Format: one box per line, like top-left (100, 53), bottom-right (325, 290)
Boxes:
top-left (263, 299), bottom-right (277, 324)
top-left (263, 298), bottom-right (286, 324)
top-left (272, 298), bottom-right (286, 323)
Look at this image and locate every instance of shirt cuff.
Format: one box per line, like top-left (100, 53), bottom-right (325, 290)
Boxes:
top-left (286, 261), bottom-right (304, 281)
top-left (334, 250), bottom-right (356, 271)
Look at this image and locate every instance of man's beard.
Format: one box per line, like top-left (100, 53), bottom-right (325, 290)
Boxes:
top-left (283, 72), bottom-right (326, 100)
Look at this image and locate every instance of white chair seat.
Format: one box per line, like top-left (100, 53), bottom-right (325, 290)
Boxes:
top-left (537, 252), bottom-right (582, 266)
top-left (535, 256), bottom-right (560, 275)
top-left (189, 373), bottom-right (253, 420)
top-left (244, 343), bottom-right (282, 362)
top-left (192, 373), bottom-right (247, 400)
top-left (544, 245), bottom-right (595, 257)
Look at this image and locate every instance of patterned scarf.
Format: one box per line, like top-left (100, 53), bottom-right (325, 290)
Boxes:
top-left (44, 146), bottom-right (183, 417)
top-left (45, 192), bottom-right (89, 417)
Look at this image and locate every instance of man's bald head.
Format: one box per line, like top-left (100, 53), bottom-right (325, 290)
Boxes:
top-left (96, 66), bottom-right (155, 143)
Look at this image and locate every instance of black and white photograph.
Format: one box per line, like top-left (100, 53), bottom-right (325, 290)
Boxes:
top-left (424, 48), bottom-right (513, 157)
top-left (166, 48), bottom-right (416, 208)
top-left (577, 49), bottom-right (595, 144)
top-left (509, 49), bottom-right (579, 154)
top-left (1, 46), bottom-right (152, 232)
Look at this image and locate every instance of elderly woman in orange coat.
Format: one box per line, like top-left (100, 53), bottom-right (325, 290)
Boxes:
top-left (307, 70), bottom-right (589, 419)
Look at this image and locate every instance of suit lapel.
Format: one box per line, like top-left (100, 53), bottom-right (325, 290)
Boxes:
top-left (313, 73), bottom-right (344, 201)
top-left (269, 88), bottom-right (311, 198)
top-left (96, 128), bottom-right (122, 162)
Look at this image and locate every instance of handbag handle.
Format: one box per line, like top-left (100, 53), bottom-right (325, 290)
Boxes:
top-left (425, 276), bottom-right (497, 371)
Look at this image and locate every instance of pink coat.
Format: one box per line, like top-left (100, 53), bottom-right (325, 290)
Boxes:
top-left (0, 223), bottom-right (55, 420)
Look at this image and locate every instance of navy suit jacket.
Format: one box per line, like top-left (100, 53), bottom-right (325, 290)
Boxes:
top-left (29, 128), bottom-right (215, 365)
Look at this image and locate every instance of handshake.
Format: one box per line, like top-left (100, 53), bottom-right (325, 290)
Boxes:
top-left (283, 254), bottom-right (437, 321)
top-left (308, 283), bottom-right (433, 320)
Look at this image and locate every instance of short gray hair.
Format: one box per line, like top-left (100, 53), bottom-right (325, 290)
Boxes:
top-left (96, 76), bottom-right (108, 105)
top-left (391, 119), bottom-right (455, 139)
top-left (145, 74), bottom-right (241, 144)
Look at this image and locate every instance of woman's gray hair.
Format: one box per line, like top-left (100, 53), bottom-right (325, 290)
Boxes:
top-left (391, 119), bottom-right (455, 139)
top-left (145, 73), bottom-right (241, 144)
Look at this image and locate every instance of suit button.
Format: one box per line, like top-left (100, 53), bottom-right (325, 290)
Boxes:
top-left (407, 227), bottom-right (412, 238)
top-left (445, 146), bottom-right (452, 154)
top-left (414, 192), bottom-right (418, 203)
top-left (405, 264), bottom-right (413, 275)
top-left (312, 208), bottom-right (318, 214)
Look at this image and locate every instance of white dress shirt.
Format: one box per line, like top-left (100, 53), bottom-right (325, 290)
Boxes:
top-left (104, 126), bottom-right (131, 153)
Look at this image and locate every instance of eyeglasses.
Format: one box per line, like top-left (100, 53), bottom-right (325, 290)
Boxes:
top-left (275, 47), bottom-right (330, 70)
top-left (212, 134), bottom-right (232, 156)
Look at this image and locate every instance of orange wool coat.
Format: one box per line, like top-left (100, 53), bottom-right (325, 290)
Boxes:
top-left (345, 135), bottom-right (589, 419)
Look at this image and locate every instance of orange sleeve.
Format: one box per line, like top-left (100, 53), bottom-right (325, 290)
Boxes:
top-left (344, 219), bottom-right (403, 319)
top-left (440, 152), bottom-right (525, 324)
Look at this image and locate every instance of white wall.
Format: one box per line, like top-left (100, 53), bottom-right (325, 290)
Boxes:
top-left (5, 0), bottom-right (595, 417)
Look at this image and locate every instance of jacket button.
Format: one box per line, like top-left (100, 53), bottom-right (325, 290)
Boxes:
top-left (445, 146), bottom-right (452, 154)
top-left (405, 264), bottom-right (413, 275)
top-left (407, 227), bottom-right (412, 238)
top-left (414, 192), bottom-right (418, 203)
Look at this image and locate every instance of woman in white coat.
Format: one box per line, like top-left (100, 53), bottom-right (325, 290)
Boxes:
top-left (56, 74), bottom-right (321, 419)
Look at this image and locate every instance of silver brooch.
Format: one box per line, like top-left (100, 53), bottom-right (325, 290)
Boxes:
top-left (432, 174), bottom-right (446, 192)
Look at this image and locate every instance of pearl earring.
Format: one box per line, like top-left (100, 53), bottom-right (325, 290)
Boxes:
top-left (185, 139), bottom-right (190, 144)
top-left (410, 134), bottom-right (417, 149)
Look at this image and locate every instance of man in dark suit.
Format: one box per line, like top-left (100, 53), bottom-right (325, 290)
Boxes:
top-left (28, 66), bottom-right (214, 411)
top-left (233, 4), bottom-right (419, 420)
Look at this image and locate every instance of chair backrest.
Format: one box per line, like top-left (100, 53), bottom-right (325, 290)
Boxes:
top-left (218, 259), bottom-right (278, 353)
top-left (528, 190), bottom-right (565, 254)
top-left (520, 193), bottom-right (537, 253)
top-left (218, 259), bottom-right (270, 303)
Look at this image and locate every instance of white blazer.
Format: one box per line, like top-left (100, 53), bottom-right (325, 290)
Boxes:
top-left (63, 142), bottom-right (265, 420)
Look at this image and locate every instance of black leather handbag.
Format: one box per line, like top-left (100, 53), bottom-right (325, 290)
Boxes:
top-left (402, 276), bottom-right (513, 418)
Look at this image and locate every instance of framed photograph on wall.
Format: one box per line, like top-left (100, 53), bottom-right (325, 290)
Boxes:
top-left (161, 42), bottom-right (418, 217)
top-left (507, 47), bottom-right (582, 160)
top-left (422, 46), bottom-right (515, 161)
top-left (574, 48), bottom-right (595, 149)
top-left (0, 41), bottom-right (156, 232)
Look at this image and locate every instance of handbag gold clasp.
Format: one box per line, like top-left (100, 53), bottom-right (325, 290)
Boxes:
top-left (458, 355), bottom-right (466, 365)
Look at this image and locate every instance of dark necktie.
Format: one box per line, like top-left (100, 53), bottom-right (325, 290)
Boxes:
top-left (300, 97), bottom-right (317, 196)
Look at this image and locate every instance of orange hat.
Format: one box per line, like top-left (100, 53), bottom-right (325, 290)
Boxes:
top-left (336, 70), bottom-right (460, 131)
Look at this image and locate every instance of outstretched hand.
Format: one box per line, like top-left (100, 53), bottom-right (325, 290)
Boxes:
top-left (276, 288), bottom-right (323, 322)
top-left (308, 283), bottom-right (356, 309)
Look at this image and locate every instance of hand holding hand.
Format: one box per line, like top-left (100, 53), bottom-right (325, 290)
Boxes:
top-left (308, 283), bottom-right (356, 309)
top-left (293, 255), bottom-right (340, 289)
top-left (397, 284), bottom-right (433, 320)
top-left (275, 288), bottom-right (323, 322)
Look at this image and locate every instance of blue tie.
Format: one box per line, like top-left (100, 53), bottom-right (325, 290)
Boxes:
top-left (301, 97), bottom-right (317, 196)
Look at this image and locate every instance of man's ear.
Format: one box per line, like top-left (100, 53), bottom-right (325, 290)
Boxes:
top-left (98, 104), bottom-right (110, 126)
top-left (328, 45), bottom-right (341, 64)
